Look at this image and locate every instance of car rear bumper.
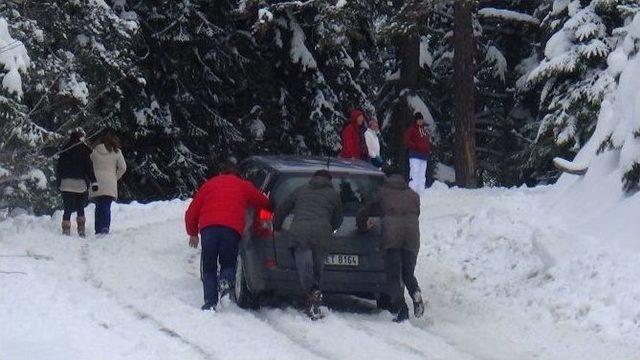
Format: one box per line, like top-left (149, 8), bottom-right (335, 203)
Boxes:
top-left (259, 267), bottom-right (386, 295)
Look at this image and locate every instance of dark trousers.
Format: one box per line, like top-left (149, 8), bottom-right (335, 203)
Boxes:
top-left (62, 192), bottom-right (86, 221)
top-left (384, 249), bottom-right (420, 309)
top-left (292, 247), bottom-right (325, 294)
top-left (200, 225), bottom-right (240, 305)
top-left (94, 196), bottom-right (114, 234)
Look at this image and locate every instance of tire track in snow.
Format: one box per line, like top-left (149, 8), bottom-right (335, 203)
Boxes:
top-left (343, 320), bottom-right (428, 358)
top-left (252, 311), bottom-right (333, 360)
top-left (82, 220), bottom-right (324, 360)
top-left (79, 242), bottom-right (219, 360)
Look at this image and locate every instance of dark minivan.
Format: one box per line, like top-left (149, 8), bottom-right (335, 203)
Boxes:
top-left (235, 155), bottom-right (386, 308)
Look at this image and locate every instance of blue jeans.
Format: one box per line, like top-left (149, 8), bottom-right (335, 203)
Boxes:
top-left (94, 196), bottom-right (114, 234)
top-left (200, 225), bottom-right (240, 305)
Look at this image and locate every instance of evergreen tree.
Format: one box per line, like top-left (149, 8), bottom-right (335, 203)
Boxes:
top-left (522, 0), bottom-right (638, 183)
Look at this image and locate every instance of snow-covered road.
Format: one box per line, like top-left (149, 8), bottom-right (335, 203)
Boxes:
top-left (2, 186), bottom-right (638, 360)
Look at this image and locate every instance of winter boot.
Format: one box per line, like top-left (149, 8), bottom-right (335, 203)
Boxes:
top-left (412, 291), bottom-right (425, 318)
top-left (201, 301), bottom-right (216, 311)
top-left (77, 217), bottom-right (86, 238)
top-left (393, 301), bottom-right (410, 323)
top-left (61, 220), bottom-right (71, 236)
top-left (306, 289), bottom-right (324, 320)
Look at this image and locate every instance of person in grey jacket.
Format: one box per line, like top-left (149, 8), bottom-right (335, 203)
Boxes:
top-left (357, 172), bottom-right (425, 322)
top-left (274, 170), bottom-right (343, 320)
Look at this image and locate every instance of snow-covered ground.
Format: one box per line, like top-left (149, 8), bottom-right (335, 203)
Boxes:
top-left (1, 185), bottom-right (639, 360)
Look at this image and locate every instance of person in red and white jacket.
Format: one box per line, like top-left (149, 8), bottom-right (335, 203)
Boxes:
top-left (185, 161), bottom-right (269, 311)
top-left (403, 112), bottom-right (433, 194)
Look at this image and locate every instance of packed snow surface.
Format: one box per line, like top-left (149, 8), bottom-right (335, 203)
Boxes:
top-left (2, 184), bottom-right (638, 360)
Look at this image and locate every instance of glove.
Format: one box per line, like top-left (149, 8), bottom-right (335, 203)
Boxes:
top-left (91, 183), bottom-right (99, 192)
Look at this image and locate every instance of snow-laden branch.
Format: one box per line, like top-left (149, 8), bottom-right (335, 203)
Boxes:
top-left (478, 8), bottom-right (540, 26)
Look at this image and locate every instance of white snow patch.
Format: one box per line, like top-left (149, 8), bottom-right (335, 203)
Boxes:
top-left (544, 30), bottom-right (572, 59)
top-left (258, 8), bottom-right (274, 23)
top-left (289, 16), bottom-right (317, 71)
top-left (59, 73), bottom-right (90, 105)
top-left (0, 18), bottom-right (31, 99)
top-left (21, 168), bottom-right (47, 190)
top-left (434, 163), bottom-right (455, 183)
top-left (419, 36), bottom-right (433, 69)
top-left (336, 0), bottom-right (348, 8)
top-left (477, 8), bottom-right (540, 25)
top-left (485, 45), bottom-right (507, 82)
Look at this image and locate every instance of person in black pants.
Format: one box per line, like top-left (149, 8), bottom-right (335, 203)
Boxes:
top-left (357, 172), bottom-right (425, 322)
top-left (55, 128), bottom-right (98, 237)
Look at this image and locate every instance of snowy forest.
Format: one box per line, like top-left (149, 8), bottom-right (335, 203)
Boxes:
top-left (1, 0), bottom-right (639, 213)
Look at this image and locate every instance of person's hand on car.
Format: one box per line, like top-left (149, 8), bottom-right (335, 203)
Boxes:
top-left (366, 218), bottom-right (375, 230)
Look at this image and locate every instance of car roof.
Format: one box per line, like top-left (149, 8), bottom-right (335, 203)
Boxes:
top-left (244, 155), bottom-right (383, 176)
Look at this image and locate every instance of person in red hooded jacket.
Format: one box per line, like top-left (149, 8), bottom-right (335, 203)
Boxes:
top-left (339, 109), bottom-right (369, 161)
top-left (185, 161), bottom-right (269, 311)
top-left (404, 112), bottom-right (433, 194)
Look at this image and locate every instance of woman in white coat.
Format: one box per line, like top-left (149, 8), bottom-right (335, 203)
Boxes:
top-left (90, 132), bottom-right (126, 234)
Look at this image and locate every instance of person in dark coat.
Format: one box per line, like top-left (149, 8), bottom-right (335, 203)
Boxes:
top-left (357, 173), bottom-right (425, 322)
top-left (55, 128), bottom-right (98, 237)
top-left (273, 170), bottom-right (343, 320)
top-left (339, 109), bottom-right (369, 161)
top-left (185, 161), bottom-right (270, 311)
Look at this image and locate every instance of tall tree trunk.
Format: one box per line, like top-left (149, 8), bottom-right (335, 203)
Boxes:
top-left (390, 33), bottom-right (420, 177)
top-left (453, 0), bottom-right (477, 188)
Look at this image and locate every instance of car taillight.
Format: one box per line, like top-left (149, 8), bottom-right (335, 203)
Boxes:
top-left (254, 209), bottom-right (273, 238)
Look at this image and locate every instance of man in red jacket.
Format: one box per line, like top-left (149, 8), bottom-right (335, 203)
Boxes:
top-left (404, 112), bottom-right (433, 194)
top-left (339, 109), bottom-right (369, 161)
top-left (185, 162), bottom-right (269, 311)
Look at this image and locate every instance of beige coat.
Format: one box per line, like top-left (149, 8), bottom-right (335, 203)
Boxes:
top-left (90, 144), bottom-right (126, 199)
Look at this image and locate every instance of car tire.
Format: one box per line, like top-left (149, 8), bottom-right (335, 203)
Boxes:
top-left (234, 254), bottom-right (260, 309)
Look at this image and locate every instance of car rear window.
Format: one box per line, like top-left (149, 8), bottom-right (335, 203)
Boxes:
top-left (271, 173), bottom-right (383, 215)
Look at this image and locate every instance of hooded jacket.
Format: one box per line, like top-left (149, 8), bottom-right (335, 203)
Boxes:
top-left (339, 110), bottom-right (368, 160)
top-left (185, 174), bottom-right (270, 236)
top-left (357, 174), bottom-right (421, 252)
top-left (274, 175), bottom-right (344, 249)
top-left (89, 144), bottom-right (127, 199)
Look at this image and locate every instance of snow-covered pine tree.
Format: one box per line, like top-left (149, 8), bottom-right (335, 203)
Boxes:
top-left (523, 0), bottom-right (638, 183)
top-left (1, 0), bottom-right (145, 213)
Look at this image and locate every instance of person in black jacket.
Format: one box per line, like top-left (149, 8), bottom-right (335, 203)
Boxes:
top-left (55, 128), bottom-right (98, 237)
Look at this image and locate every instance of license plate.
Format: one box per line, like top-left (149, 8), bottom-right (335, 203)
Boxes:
top-left (325, 254), bottom-right (359, 266)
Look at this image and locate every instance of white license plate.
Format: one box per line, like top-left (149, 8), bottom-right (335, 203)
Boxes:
top-left (325, 254), bottom-right (359, 266)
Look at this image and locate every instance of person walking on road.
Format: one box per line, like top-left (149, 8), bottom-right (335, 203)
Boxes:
top-left (364, 117), bottom-right (384, 168)
top-left (55, 128), bottom-right (98, 237)
top-left (90, 132), bottom-right (127, 235)
top-left (185, 162), bottom-right (270, 311)
top-left (404, 112), bottom-right (433, 195)
top-left (274, 170), bottom-right (344, 320)
top-left (339, 109), bottom-right (369, 161)
top-left (357, 172), bottom-right (425, 322)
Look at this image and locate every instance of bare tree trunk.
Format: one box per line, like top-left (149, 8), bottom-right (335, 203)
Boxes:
top-left (390, 32), bottom-right (420, 177)
top-left (453, 0), bottom-right (477, 188)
